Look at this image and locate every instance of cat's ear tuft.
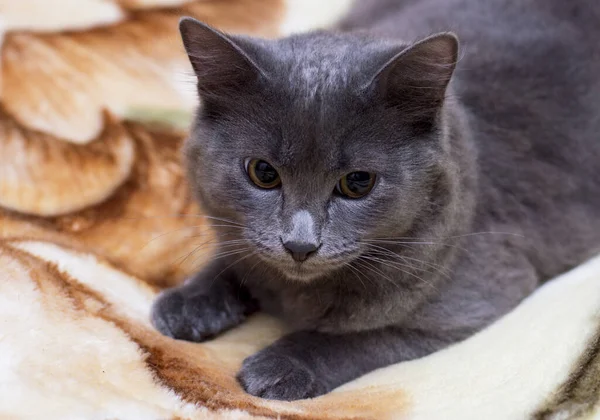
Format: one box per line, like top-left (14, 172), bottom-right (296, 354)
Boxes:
top-left (373, 32), bottom-right (459, 129)
top-left (179, 17), bottom-right (263, 101)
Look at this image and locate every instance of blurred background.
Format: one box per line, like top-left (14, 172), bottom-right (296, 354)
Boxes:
top-left (0, 0), bottom-right (353, 287)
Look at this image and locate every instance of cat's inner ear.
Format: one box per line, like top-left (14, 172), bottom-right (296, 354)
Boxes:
top-left (373, 33), bottom-right (459, 129)
top-left (179, 17), bottom-right (263, 101)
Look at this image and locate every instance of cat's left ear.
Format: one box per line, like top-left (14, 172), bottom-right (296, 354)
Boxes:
top-left (179, 17), bottom-right (265, 102)
top-left (372, 33), bottom-right (459, 129)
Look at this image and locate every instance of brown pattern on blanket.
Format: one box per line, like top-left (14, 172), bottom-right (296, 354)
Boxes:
top-left (535, 329), bottom-right (600, 420)
top-left (0, 121), bottom-right (208, 286)
top-left (0, 240), bottom-right (408, 419)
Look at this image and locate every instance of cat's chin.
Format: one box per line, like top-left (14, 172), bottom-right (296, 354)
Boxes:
top-left (254, 252), bottom-right (347, 282)
top-left (272, 261), bottom-right (334, 283)
top-left (280, 268), bottom-right (325, 282)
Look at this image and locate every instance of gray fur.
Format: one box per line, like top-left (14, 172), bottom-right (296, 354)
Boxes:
top-left (152, 0), bottom-right (600, 401)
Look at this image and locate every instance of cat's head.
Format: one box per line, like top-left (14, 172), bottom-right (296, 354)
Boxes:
top-left (181, 18), bottom-right (460, 281)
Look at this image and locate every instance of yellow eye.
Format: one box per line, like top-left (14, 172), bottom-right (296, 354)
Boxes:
top-left (336, 172), bottom-right (376, 199)
top-left (246, 159), bottom-right (281, 189)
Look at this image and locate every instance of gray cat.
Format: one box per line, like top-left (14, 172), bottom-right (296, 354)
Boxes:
top-left (151, 0), bottom-right (600, 401)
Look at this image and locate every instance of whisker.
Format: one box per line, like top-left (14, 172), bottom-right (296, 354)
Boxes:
top-left (188, 248), bottom-right (252, 271)
top-left (363, 230), bottom-right (523, 258)
top-left (141, 226), bottom-right (202, 250)
top-left (187, 232), bottom-right (239, 241)
top-left (361, 255), bottom-right (438, 291)
top-left (446, 231), bottom-right (524, 239)
top-left (240, 259), bottom-right (262, 290)
top-left (201, 215), bottom-right (246, 227)
top-left (174, 237), bottom-right (247, 267)
top-left (178, 244), bottom-right (236, 268)
top-left (209, 247), bottom-right (253, 260)
top-left (342, 262), bottom-right (368, 291)
top-left (366, 231), bottom-right (523, 242)
top-left (364, 248), bottom-right (436, 277)
top-left (354, 258), bottom-right (404, 293)
top-left (198, 224), bottom-right (248, 230)
top-left (361, 243), bottom-right (452, 279)
top-left (175, 243), bottom-right (211, 267)
top-left (396, 255), bottom-right (452, 278)
top-left (362, 239), bottom-right (472, 255)
top-left (122, 214), bottom-right (246, 228)
top-left (209, 251), bottom-right (258, 290)
top-left (140, 224), bottom-right (244, 252)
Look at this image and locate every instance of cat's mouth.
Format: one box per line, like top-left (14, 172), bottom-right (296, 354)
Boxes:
top-left (251, 242), bottom-right (360, 282)
top-left (251, 251), bottom-right (329, 281)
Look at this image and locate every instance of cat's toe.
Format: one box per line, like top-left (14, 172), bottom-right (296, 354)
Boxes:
top-left (237, 351), bottom-right (327, 401)
top-left (151, 289), bottom-right (212, 342)
top-left (151, 286), bottom-right (249, 343)
top-left (151, 289), bottom-right (184, 337)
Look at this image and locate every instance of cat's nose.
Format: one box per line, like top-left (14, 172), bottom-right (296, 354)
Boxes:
top-left (282, 240), bottom-right (320, 262)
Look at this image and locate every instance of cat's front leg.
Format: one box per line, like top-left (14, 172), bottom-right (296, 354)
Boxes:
top-left (237, 328), bottom-right (456, 401)
top-left (151, 260), bottom-right (257, 342)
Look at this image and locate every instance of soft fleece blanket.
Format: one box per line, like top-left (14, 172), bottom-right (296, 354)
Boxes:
top-left (0, 1), bottom-right (598, 419)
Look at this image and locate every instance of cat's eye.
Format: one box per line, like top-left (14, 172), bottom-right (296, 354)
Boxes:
top-left (336, 172), bottom-right (376, 199)
top-left (246, 158), bottom-right (281, 189)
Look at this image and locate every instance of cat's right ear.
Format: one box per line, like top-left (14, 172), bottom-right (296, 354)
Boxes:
top-left (372, 33), bottom-right (459, 131)
top-left (179, 17), bottom-right (263, 102)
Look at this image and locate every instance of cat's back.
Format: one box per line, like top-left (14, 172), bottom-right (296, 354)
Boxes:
top-left (342, 0), bottom-right (600, 276)
top-left (341, 0), bottom-right (600, 149)
top-left (342, 0), bottom-right (600, 110)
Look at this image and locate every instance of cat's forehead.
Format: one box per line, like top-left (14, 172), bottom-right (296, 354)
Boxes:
top-left (266, 33), bottom-right (391, 96)
top-left (211, 34), bottom-right (407, 170)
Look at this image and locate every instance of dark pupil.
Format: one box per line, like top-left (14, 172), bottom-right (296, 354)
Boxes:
top-left (255, 161), bottom-right (278, 184)
top-left (346, 172), bottom-right (372, 194)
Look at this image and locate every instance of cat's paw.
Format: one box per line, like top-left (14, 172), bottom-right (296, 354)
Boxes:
top-left (151, 287), bottom-right (245, 343)
top-left (237, 350), bottom-right (327, 401)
